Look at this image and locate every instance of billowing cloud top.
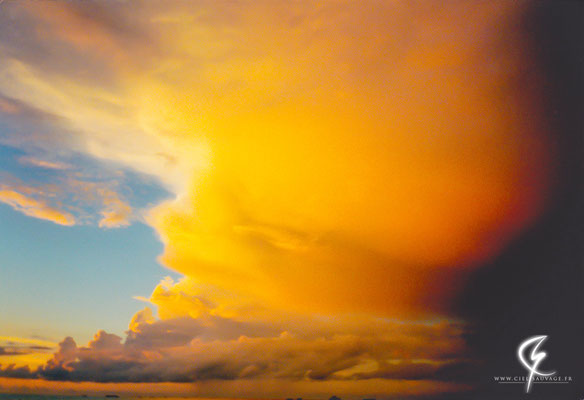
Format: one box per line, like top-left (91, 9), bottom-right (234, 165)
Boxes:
top-left (0, 0), bottom-right (554, 398)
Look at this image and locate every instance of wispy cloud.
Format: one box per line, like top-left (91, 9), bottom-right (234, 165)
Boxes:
top-left (0, 336), bottom-right (56, 370)
top-left (0, 337), bottom-right (57, 349)
top-left (0, 178), bottom-right (134, 229)
top-left (0, 187), bottom-right (75, 226)
top-left (18, 156), bottom-right (71, 170)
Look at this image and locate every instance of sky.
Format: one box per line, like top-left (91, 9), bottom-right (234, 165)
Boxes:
top-left (0, 1), bottom-right (557, 399)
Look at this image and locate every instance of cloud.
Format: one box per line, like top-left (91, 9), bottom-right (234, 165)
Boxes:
top-left (0, 0), bottom-right (553, 297)
top-left (0, 365), bottom-right (36, 380)
top-left (18, 156), bottom-right (72, 170)
top-left (4, 310), bottom-right (470, 390)
top-left (0, 187), bottom-right (75, 226)
top-left (0, 347), bottom-right (23, 356)
top-left (0, 1), bottom-right (557, 397)
top-left (0, 337), bottom-right (56, 371)
top-left (0, 346), bottom-right (52, 357)
top-left (0, 178), bottom-right (133, 228)
top-left (0, 336), bottom-right (57, 349)
top-left (136, 0), bottom-right (552, 317)
top-left (0, 286), bottom-right (472, 396)
top-left (97, 191), bottom-right (132, 228)
top-left (53, 178), bottom-right (135, 228)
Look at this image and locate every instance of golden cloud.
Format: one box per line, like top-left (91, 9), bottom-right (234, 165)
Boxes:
top-left (2, 310), bottom-right (473, 397)
top-left (0, 188), bottom-right (75, 226)
top-left (0, 0), bottom-right (554, 316)
top-left (0, 1), bottom-right (558, 396)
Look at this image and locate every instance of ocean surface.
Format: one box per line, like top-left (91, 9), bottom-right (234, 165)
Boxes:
top-left (0, 396), bottom-right (117, 400)
top-left (0, 395), bottom-right (254, 400)
top-left (1, 396), bottom-right (146, 400)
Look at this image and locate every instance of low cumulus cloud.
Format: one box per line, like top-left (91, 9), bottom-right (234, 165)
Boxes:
top-left (0, 278), bottom-right (473, 387)
top-left (1, 311), bottom-right (473, 385)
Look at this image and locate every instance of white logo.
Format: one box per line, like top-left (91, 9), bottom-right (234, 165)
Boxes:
top-left (517, 335), bottom-right (556, 393)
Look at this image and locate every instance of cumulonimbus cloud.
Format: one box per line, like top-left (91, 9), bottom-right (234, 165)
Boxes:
top-left (2, 310), bottom-right (472, 387)
top-left (0, 1), bottom-right (555, 397)
top-left (0, 0), bottom-right (553, 315)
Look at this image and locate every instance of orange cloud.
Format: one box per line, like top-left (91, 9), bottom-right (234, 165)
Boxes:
top-left (98, 195), bottom-right (132, 228)
top-left (0, 188), bottom-right (75, 226)
top-left (92, 185), bottom-right (133, 229)
top-left (0, 1), bottom-right (558, 396)
top-left (1, 310), bottom-right (472, 399)
top-left (0, 178), bottom-right (133, 229)
top-left (138, 0), bottom-right (552, 317)
top-left (61, 178), bottom-right (134, 228)
top-left (0, 336), bottom-right (56, 369)
top-left (0, 0), bottom-right (553, 319)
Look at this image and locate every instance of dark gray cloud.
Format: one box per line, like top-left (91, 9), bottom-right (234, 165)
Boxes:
top-left (0, 364), bottom-right (37, 379)
top-left (0, 347), bottom-right (21, 356)
top-left (0, 344), bottom-right (53, 356)
top-left (1, 315), bottom-right (470, 384)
